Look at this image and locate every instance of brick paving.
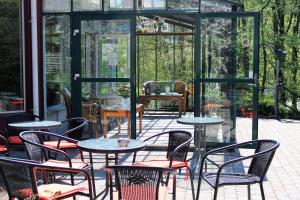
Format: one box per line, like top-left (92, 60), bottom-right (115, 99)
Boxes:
top-left (1, 114), bottom-right (300, 200)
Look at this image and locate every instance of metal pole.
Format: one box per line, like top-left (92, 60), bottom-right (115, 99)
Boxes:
top-left (275, 58), bottom-right (280, 119)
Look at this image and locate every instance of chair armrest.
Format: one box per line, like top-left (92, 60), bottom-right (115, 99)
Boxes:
top-left (203, 140), bottom-right (260, 157)
top-left (132, 131), bottom-right (171, 163)
top-left (143, 131), bottom-right (170, 142)
top-left (37, 143), bottom-right (73, 167)
top-left (45, 132), bottom-right (79, 143)
top-left (0, 133), bottom-right (8, 146)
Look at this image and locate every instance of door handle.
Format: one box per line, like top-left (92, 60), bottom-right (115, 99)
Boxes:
top-left (73, 74), bottom-right (80, 80)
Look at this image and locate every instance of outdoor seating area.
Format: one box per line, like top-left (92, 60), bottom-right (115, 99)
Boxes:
top-left (0, 0), bottom-right (299, 199)
top-left (1, 113), bottom-right (296, 200)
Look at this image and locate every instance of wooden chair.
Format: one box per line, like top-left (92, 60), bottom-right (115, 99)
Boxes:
top-left (82, 102), bottom-right (99, 138)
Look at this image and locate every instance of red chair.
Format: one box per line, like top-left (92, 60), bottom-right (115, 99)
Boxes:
top-left (20, 130), bottom-right (90, 184)
top-left (0, 157), bottom-right (93, 200)
top-left (0, 113), bottom-right (40, 146)
top-left (133, 130), bottom-right (195, 200)
top-left (0, 134), bottom-right (9, 156)
top-left (43, 117), bottom-right (87, 160)
top-left (107, 165), bottom-right (173, 200)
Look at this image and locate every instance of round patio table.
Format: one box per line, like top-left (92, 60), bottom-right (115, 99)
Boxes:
top-left (8, 120), bottom-right (61, 130)
top-left (77, 138), bottom-right (146, 199)
top-left (177, 117), bottom-right (224, 171)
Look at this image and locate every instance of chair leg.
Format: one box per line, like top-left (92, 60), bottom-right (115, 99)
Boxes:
top-left (213, 187), bottom-right (218, 200)
top-left (196, 177), bottom-right (202, 200)
top-left (260, 183), bottom-right (265, 200)
top-left (247, 185), bottom-right (251, 200)
top-left (188, 167), bottom-right (195, 200)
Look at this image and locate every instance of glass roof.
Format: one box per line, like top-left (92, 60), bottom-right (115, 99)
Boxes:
top-left (43, 0), bottom-right (241, 13)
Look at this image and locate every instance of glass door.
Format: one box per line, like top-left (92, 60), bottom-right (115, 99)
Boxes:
top-left (72, 15), bottom-right (137, 138)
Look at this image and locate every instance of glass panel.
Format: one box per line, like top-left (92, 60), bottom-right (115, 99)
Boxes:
top-left (81, 20), bottom-right (130, 78)
top-left (104, 0), bottom-right (133, 10)
top-left (201, 17), bottom-right (254, 79)
top-left (44, 15), bottom-right (71, 107)
top-left (138, 0), bottom-right (165, 9)
top-left (200, 18), bottom-right (232, 79)
top-left (236, 17), bottom-right (254, 79)
top-left (73, 0), bottom-right (102, 11)
top-left (167, 0), bottom-right (198, 10)
top-left (82, 82), bottom-right (137, 138)
top-left (201, 0), bottom-right (232, 12)
top-left (0, 0), bottom-right (24, 112)
top-left (137, 17), bottom-right (194, 112)
top-left (43, 0), bottom-right (71, 12)
top-left (201, 82), bottom-right (253, 143)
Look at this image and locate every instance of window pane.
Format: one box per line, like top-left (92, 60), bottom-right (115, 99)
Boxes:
top-left (138, 0), bottom-right (165, 9)
top-left (44, 15), bottom-right (71, 107)
top-left (201, 0), bottom-right (232, 12)
top-left (0, 0), bottom-right (24, 112)
top-left (43, 0), bottom-right (71, 12)
top-left (73, 0), bottom-right (102, 11)
top-left (104, 0), bottom-right (133, 10)
top-left (81, 19), bottom-right (131, 78)
top-left (167, 0), bottom-right (198, 10)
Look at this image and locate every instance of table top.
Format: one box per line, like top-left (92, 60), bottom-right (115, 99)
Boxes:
top-left (77, 138), bottom-right (146, 154)
top-left (177, 117), bottom-right (224, 126)
top-left (8, 120), bottom-right (61, 129)
top-left (103, 104), bottom-right (143, 112)
top-left (140, 93), bottom-right (182, 97)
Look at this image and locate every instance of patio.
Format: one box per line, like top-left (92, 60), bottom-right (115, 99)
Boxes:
top-left (3, 115), bottom-right (299, 200)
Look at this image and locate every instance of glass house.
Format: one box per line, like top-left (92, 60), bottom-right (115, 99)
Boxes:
top-left (0, 0), bottom-right (260, 147)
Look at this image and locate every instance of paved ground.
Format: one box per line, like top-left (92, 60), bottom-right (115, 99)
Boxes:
top-left (1, 114), bottom-right (300, 200)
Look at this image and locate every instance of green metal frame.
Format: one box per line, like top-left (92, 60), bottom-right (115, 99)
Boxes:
top-left (43, 0), bottom-right (260, 143)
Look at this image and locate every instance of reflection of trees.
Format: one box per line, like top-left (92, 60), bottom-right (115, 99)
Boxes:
top-left (45, 15), bottom-right (71, 106)
top-left (0, 0), bottom-right (22, 96)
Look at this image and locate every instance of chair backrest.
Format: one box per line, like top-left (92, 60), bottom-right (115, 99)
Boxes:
top-left (166, 130), bottom-right (192, 161)
top-left (60, 88), bottom-right (72, 119)
top-left (20, 131), bottom-right (48, 163)
top-left (111, 165), bottom-right (165, 200)
top-left (248, 140), bottom-right (279, 180)
top-left (0, 113), bottom-right (39, 137)
top-left (143, 81), bottom-right (186, 96)
top-left (53, 117), bottom-right (86, 140)
top-left (0, 157), bottom-right (38, 199)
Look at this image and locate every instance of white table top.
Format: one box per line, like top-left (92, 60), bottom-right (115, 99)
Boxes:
top-left (177, 116), bottom-right (224, 126)
top-left (8, 120), bottom-right (61, 130)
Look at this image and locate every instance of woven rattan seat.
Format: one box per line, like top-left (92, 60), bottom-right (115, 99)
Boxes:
top-left (196, 139), bottom-right (280, 200)
top-left (202, 172), bottom-right (260, 186)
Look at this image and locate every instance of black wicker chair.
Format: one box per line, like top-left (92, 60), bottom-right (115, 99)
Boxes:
top-left (196, 139), bottom-right (280, 200)
top-left (0, 157), bottom-right (92, 199)
top-left (0, 112), bottom-right (40, 146)
top-left (20, 130), bottom-right (90, 184)
top-left (108, 165), bottom-right (172, 200)
top-left (133, 130), bottom-right (195, 200)
top-left (0, 134), bottom-right (9, 156)
top-left (43, 117), bottom-right (87, 160)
